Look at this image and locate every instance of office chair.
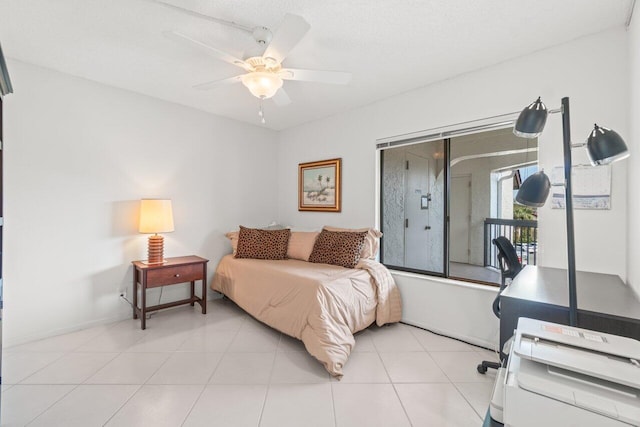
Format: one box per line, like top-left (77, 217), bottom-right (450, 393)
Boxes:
top-left (477, 236), bottom-right (523, 374)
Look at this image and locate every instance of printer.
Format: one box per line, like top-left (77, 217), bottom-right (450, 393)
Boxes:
top-left (490, 317), bottom-right (640, 426)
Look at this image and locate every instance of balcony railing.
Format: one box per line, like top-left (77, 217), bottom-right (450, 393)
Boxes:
top-left (484, 218), bottom-right (538, 269)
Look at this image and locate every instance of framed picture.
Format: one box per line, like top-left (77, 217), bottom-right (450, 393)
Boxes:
top-left (298, 158), bottom-right (342, 212)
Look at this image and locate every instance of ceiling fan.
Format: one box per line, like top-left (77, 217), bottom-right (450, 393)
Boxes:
top-left (156, 1), bottom-right (352, 119)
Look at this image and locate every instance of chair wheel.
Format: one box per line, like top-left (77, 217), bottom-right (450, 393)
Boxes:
top-left (477, 364), bottom-right (488, 374)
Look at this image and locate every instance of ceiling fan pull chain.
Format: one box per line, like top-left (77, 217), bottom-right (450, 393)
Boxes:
top-left (258, 99), bottom-right (266, 125)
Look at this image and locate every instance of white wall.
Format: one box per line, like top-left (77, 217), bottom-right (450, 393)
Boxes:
top-left (277, 28), bottom-right (629, 346)
top-left (3, 60), bottom-right (278, 346)
top-left (628, 10), bottom-right (640, 296)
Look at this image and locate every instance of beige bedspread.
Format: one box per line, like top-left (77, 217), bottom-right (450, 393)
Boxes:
top-left (211, 255), bottom-right (401, 378)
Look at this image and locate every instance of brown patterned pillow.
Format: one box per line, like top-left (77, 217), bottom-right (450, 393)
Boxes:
top-left (309, 230), bottom-right (368, 268)
top-left (323, 226), bottom-right (382, 259)
top-left (235, 226), bottom-right (291, 260)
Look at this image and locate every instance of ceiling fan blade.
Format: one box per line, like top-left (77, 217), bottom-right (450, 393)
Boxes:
top-left (280, 68), bottom-right (352, 85)
top-left (263, 14), bottom-right (310, 64)
top-left (150, 0), bottom-right (253, 32)
top-left (193, 75), bottom-right (243, 91)
top-left (272, 88), bottom-right (291, 106)
top-left (164, 30), bottom-right (253, 72)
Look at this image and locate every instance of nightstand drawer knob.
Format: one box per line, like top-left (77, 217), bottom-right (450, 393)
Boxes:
top-left (174, 274), bottom-right (180, 278)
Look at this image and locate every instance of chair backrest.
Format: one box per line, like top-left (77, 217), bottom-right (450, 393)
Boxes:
top-left (491, 236), bottom-right (524, 319)
top-left (492, 236), bottom-right (523, 284)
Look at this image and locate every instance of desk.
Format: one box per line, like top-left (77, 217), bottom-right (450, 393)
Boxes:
top-left (500, 266), bottom-right (640, 353)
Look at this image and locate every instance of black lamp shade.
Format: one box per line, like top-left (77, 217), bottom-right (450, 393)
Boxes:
top-left (586, 124), bottom-right (630, 166)
top-left (513, 97), bottom-right (548, 138)
top-left (515, 170), bottom-right (551, 207)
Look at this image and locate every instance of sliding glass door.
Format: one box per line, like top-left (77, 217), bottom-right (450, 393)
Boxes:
top-left (380, 140), bottom-right (445, 274)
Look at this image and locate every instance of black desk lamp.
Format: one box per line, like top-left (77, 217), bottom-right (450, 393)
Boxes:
top-left (512, 96), bottom-right (629, 326)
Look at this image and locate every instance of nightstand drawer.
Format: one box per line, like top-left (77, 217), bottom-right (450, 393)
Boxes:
top-left (146, 264), bottom-right (203, 287)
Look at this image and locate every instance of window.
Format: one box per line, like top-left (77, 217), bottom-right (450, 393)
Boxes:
top-left (379, 127), bottom-right (538, 285)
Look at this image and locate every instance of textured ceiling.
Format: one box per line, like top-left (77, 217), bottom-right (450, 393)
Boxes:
top-left (0, 0), bottom-right (633, 130)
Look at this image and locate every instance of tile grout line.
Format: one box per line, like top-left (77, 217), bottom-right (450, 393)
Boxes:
top-left (11, 351), bottom-right (69, 385)
top-left (22, 384), bottom-right (80, 426)
top-left (103, 301), bottom-right (231, 425)
top-left (16, 349), bottom-right (121, 387)
top-left (79, 333), bottom-right (149, 426)
top-left (389, 382), bottom-right (414, 427)
top-left (179, 304), bottom-right (247, 424)
top-left (212, 308), bottom-right (249, 367)
top-left (80, 346), bottom-right (132, 386)
top-left (376, 324), bottom-right (488, 426)
top-left (329, 382), bottom-right (338, 427)
top-left (96, 304), bottom-right (220, 424)
top-left (426, 348), bottom-right (494, 421)
top-left (257, 331), bottom-right (283, 426)
top-left (372, 343), bottom-right (394, 385)
top-left (97, 384), bottom-right (144, 427)
top-left (373, 342), bottom-right (414, 427)
top-left (368, 326), bottom-right (414, 425)
top-left (138, 320), bottom-right (207, 384)
top-left (177, 384), bottom-right (207, 427)
top-left (450, 382), bottom-right (486, 421)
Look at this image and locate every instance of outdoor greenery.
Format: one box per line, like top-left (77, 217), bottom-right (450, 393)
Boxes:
top-left (513, 204), bottom-right (537, 243)
top-left (514, 204), bottom-right (536, 221)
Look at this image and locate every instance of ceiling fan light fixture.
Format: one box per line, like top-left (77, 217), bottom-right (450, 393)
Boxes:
top-left (241, 71), bottom-right (283, 99)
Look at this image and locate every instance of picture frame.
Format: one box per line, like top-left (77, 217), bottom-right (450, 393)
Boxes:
top-left (298, 158), bottom-right (342, 212)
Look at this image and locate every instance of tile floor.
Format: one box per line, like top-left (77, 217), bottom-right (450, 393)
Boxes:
top-left (1, 298), bottom-right (498, 426)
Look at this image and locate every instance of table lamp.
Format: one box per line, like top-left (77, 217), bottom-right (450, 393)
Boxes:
top-left (138, 199), bottom-right (174, 264)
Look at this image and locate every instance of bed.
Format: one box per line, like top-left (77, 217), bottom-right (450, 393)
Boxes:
top-left (211, 253), bottom-right (401, 378)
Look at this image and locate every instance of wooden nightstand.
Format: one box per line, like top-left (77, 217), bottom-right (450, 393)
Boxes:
top-left (131, 255), bottom-right (209, 329)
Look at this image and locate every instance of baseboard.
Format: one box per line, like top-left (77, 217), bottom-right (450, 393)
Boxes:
top-left (5, 293), bottom-right (223, 348)
top-left (3, 310), bottom-right (132, 348)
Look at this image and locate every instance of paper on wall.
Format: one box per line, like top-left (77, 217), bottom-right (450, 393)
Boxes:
top-left (550, 165), bottom-right (611, 210)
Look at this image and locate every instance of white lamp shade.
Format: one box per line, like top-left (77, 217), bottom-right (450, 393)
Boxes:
top-left (139, 199), bottom-right (174, 233)
top-left (241, 72), bottom-right (283, 99)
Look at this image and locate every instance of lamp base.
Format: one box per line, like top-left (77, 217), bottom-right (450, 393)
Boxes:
top-left (141, 259), bottom-right (168, 265)
top-left (146, 234), bottom-right (165, 265)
